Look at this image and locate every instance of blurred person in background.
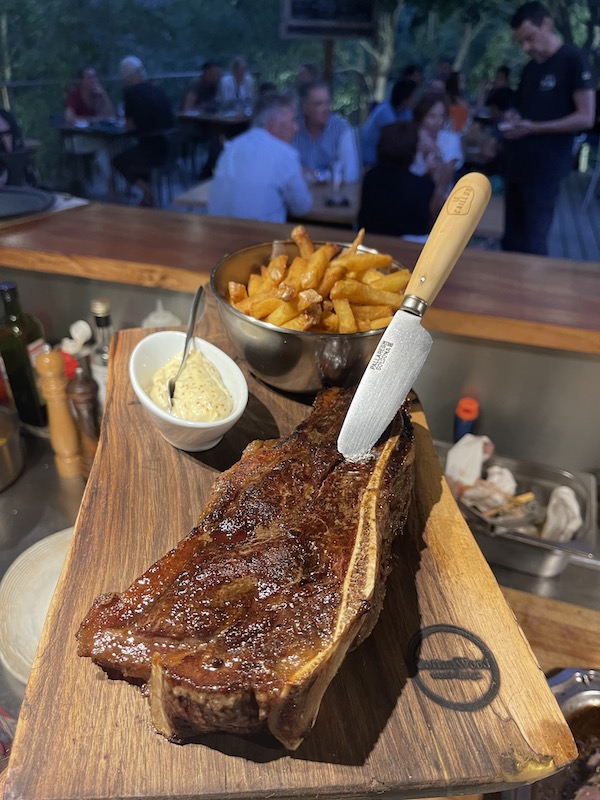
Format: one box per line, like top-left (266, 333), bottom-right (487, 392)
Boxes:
top-left (112, 55), bottom-right (175, 206)
top-left (183, 61), bottom-right (222, 112)
top-left (64, 66), bottom-right (115, 124)
top-left (217, 56), bottom-right (255, 113)
top-left (445, 71), bottom-right (470, 133)
top-left (500, 1), bottom-right (595, 255)
top-left (360, 78), bottom-right (417, 167)
top-left (63, 66), bottom-right (115, 193)
top-left (410, 91), bottom-right (464, 195)
top-left (208, 91), bottom-right (312, 223)
top-left (358, 121), bottom-right (445, 239)
top-left (293, 80), bottom-right (360, 184)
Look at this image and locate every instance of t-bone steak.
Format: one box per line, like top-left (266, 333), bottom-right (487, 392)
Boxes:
top-left (77, 386), bottom-right (415, 749)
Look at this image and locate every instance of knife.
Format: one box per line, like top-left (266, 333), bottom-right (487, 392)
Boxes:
top-left (337, 172), bottom-right (492, 461)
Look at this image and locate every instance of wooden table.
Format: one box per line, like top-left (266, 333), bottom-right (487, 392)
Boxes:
top-left (1, 202), bottom-right (599, 355)
top-left (177, 110), bottom-right (251, 141)
top-left (1, 321), bottom-right (578, 800)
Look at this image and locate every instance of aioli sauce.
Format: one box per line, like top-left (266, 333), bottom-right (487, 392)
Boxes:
top-left (147, 348), bottom-right (233, 422)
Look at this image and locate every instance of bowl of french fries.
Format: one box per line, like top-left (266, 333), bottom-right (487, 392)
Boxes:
top-left (210, 225), bottom-right (410, 393)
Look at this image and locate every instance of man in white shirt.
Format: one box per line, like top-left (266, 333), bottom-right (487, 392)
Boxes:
top-left (208, 92), bottom-right (312, 223)
top-left (293, 81), bottom-right (361, 184)
top-left (217, 56), bottom-right (255, 113)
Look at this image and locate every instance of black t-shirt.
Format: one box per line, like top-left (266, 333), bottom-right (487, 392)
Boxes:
top-left (124, 81), bottom-right (175, 135)
top-left (358, 166), bottom-right (434, 237)
top-left (505, 44), bottom-right (593, 182)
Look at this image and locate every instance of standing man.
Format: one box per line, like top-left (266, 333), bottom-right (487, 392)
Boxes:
top-left (501, 1), bottom-right (595, 255)
top-left (293, 81), bottom-right (360, 184)
top-left (112, 56), bottom-right (175, 206)
top-left (207, 92), bottom-right (312, 223)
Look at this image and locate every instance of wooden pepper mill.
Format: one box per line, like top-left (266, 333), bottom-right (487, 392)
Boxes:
top-left (36, 346), bottom-right (81, 479)
top-left (66, 367), bottom-right (100, 480)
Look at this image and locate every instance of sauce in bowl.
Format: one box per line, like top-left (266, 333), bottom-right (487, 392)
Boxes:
top-left (147, 348), bottom-right (233, 422)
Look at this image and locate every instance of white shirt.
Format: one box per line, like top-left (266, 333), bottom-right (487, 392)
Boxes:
top-left (217, 73), bottom-right (255, 108)
top-left (410, 128), bottom-right (465, 176)
top-left (208, 127), bottom-right (313, 223)
top-left (293, 114), bottom-right (361, 183)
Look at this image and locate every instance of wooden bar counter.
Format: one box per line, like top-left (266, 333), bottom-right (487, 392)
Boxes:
top-left (1, 202), bottom-right (599, 355)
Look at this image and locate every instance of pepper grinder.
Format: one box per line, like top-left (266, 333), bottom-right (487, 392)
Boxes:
top-left (66, 367), bottom-right (100, 480)
top-left (36, 346), bottom-right (81, 479)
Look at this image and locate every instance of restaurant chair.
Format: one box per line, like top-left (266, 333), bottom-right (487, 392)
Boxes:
top-left (0, 149), bottom-right (30, 186)
top-left (150, 128), bottom-right (188, 208)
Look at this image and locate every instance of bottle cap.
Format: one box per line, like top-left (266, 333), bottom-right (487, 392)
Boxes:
top-left (455, 397), bottom-right (479, 421)
top-left (91, 298), bottom-right (110, 316)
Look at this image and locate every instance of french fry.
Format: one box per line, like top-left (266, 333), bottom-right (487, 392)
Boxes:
top-left (320, 310), bottom-right (339, 332)
top-left (248, 296), bottom-right (284, 320)
top-left (300, 243), bottom-right (340, 290)
top-left (351, 303), bottom-right (393, 321)
top-left (370, 315), bottom-right (394, 329)
top-left (265, 254), bottom-right (288, 285)
top-left (279, 256), bottom-right (308, 296)
top-left (359, 268), bottom-right (387, 285)
top-left (317, 264), bottom-right (346, 298)
top-left (346, 227), bottom-right (365, 255)
top-left (247, 272), bottom-right (268, 296)
top-left (264, 290), bottom-right (321, 327)
top-left (282, 303), bottom-right (321, 331)
top-left (228, 281), bottom-right (248, 304)
top-left (370, 270), bottom-right (411, 293)
top-left (332, 298), bottom-right (358, 334)
top-left (291, 225), bottom-right (315, 259)
top-left (330, 279), bottom-right (404, 309)
top-left (331, 252), bottom-right (393, 272)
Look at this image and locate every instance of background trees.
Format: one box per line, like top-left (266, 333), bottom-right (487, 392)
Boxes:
top-left (1, 0), bottom-right (597, 185)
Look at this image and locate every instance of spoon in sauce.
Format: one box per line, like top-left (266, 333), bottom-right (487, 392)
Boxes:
top-left (167, 284), bottom-right (207, 412)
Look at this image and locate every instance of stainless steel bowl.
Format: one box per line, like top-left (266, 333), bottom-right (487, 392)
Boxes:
top-left (210, 240), bottom-right (394, 393)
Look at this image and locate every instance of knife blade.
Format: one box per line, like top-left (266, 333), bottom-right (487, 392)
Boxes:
top-left (337, 172), bottom-right (492, 461)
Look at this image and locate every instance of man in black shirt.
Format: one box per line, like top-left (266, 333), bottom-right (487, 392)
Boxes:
top-left (113, 56), bottom-right (175, 206)
top-left (500, 1), bottom-right (595, 255)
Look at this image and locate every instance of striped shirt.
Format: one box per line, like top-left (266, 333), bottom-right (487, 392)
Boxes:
top-left (293, 114), bottom-right (360, 182)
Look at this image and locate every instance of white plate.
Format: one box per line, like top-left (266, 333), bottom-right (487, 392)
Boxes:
top-left (0, 528), bottom-right (73, 684)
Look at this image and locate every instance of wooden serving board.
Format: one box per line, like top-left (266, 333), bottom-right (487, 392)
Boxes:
top-left (5, 306), bottom-right (576, 800)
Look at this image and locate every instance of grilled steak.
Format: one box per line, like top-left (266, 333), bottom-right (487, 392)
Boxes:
top-left (77, 386), bottom-right (415, 749)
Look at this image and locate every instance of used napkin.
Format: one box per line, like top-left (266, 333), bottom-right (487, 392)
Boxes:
top-left (541, 486), bottom-right (582, 542)
top-left (444, 433), bottom-right (494, 498)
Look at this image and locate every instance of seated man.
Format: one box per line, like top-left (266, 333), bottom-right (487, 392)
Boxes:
top-left (217, 56), bottom-right (255, 113)
top-left (360, 78), bottom-right (417, 166)
top-left (293, 80), bottom-right (360, 184)
top-left (112, 56), bottom-right (175, 206)
top-left (207, 92), bottom-right (312, 223)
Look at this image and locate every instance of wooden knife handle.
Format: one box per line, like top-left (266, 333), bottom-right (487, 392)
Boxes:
top-left (405, 172), bottom-right (492, 309)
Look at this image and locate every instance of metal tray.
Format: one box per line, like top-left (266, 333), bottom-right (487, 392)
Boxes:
top-left (502, 669), bottom-right (600, 800)
top-left (435, 441), bottom-right (598, 577)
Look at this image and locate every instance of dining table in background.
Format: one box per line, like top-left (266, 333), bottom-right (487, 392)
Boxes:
top-left (54, 119), bottom-right (133, 197)
top-left (177, 110), bottom-right (251, 142)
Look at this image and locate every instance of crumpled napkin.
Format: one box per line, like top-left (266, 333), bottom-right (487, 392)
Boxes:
top-left (461, 465), bottom-right (517, 512)
top-left (541, 486), bottom-right (582, 542)
top-left (444, 434), bottom-right (494, 498)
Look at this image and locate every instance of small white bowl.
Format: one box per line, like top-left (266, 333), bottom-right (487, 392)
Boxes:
top-left (129, 331), bottom-right (248, 451)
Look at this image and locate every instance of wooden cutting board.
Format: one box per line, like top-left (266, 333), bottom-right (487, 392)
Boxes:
top-left (4, 306), bottom-right (576, 800)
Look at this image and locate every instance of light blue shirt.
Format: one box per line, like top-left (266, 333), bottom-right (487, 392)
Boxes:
top-left (361, 102), bottom-right (412, 166)
top-left (293, 114), bottom-right (360, 183)
top-left (208, 127), bottom-right (312, 223)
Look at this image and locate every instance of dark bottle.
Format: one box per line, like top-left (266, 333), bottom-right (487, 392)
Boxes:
top-left (0, 325), bottom-right (47, 427)
top-left (0, 282), bottom-right (46, 369)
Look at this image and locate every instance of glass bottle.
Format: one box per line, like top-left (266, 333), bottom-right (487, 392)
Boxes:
top-left (90, 298), bottom-right (113, 411)
top-left (0, 325), bottom-right (47, 427)
top-left (0, 282), bottom-right (46, 369)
